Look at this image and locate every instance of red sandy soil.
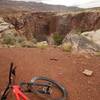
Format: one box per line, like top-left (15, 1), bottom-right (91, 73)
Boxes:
top-left (0, 47), bottom-right (100, 100)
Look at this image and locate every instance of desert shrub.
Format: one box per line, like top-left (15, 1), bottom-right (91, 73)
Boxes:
top-left (31, 38), bottom-right (37, 44)
top-left (95, 51), bottom-right (100, 56)
top-left (21, 41), bottom-right (35, 48)
top-left (0, 21), bottom-right (2, 24)
top-left (16, 36), bottom-right (26, 43)
top-left (61, 42), bottom-right (72, 52)
top-left (14, 43), bottom-right (22, 48)
top-left (52, 33), bottom-right (64, 45)
top-left (75, 28), bottom-right (82, 35)
top-left (2, 33), bottom-right (38, 48)
top-left (2, 33), bottom-right (16, 45)
top-left (2, 33), bottom-right (29, 45)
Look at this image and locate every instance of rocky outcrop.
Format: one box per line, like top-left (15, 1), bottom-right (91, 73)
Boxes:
top-left (63, 30), bottom-right (100, 53)
top-left (0, 11), bottom-right (100, 53)
top-left (0, 17), bottom-right (17, 38)
top-left (3, 12), bottom-right (55, 40)
top-left (2, 11), bottom-right (100, 41)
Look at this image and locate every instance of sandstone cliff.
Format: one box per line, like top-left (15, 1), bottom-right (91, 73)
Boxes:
top-left (2, 11), bottom-right (100, 41)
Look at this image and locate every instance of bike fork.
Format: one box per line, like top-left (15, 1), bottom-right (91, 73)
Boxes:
top-left (13, 85), bottom-right (29, 100)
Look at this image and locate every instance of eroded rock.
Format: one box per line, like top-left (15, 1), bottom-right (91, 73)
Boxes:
top-left (0, 17), bottom-right (17, 37)
top-left (63, 29), bottom-right (100, 53)
top-left (3, 11), bottom-right (100, 41)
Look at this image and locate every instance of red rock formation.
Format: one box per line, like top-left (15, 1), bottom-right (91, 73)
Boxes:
top-left (3, 11), bottom-right (100, 41)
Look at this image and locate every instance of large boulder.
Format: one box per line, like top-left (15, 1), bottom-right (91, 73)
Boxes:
top-left (82, 30), bottom-right (100, 45)
top-left (63, 30), bottom-right (100, 53)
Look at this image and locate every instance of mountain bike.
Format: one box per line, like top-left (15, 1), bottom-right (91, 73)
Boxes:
top-left (1, 63), bottom-right (67, 100)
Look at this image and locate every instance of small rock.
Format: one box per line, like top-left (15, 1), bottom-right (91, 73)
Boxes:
top-left (50, 58), bottom-right (58, 61)
top-left (36, 41), bottom-right (48, 49)
top-left (58, 72), bottom-right (63, 75)
top-left (82, 69), bottom-right (93, 76)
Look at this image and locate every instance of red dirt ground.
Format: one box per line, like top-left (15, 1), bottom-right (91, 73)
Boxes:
top-left (0, 47), bottom-right (100, 100)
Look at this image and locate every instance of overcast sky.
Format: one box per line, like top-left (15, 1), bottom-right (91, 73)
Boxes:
top-left (14, 0), bottom-right (100, 8)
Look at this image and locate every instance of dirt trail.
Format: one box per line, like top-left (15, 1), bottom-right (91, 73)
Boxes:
top-left (0, 47), bottom-right (100, 100)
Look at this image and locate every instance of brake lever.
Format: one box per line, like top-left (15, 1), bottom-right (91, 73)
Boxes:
top-left (11, 66), bottom-right (16, 76)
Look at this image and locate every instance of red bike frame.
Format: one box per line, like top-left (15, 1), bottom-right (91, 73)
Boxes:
top-left (1, 63), bottom-right (30, 100)
top-left (12, 85), bottom-right (29, 100)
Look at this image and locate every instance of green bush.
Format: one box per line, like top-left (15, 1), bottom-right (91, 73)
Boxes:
top-left (31, 38), bottom-right (37, 44)
top-left (2, 33), bottom-right (27, 45)
top-left (16, 36), bottom-right (26, 43)
top-left (2, 33), bottom-right (38, 48)
top-left (2, 33), bottom-right (16, 45)
top-left (52, 33), bottom-right (64, 45)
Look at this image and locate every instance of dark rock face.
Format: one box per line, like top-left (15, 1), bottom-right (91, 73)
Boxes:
top-left (3, 11), bottom-right (100, 41)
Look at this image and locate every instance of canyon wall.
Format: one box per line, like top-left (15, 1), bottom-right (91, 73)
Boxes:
top-left (2, 11), bottom-right (100, 41)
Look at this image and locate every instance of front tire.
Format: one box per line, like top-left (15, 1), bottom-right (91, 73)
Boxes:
top-left (30, 76), bottom-right (68, 100)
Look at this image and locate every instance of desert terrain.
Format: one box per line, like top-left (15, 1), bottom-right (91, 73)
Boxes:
top-left (0, 0), bottom-right (100, 100)
top-left (0, 47), bottom-right (100, 100)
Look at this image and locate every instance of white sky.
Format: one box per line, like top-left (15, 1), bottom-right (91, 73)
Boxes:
top-left (14, 0), bottom-right (100, 8)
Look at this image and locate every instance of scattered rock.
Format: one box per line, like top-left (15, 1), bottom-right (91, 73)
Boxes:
top-left (21, 41), bottom-right (35, 48)
top-left (36, 41), bottom-right (48, 49)
top-left (50, 58), bottom-right (58, 61)
top-left (58, 72), bottom-right (63, 75)
top-left (82, 69), bottom-right (93, 76)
